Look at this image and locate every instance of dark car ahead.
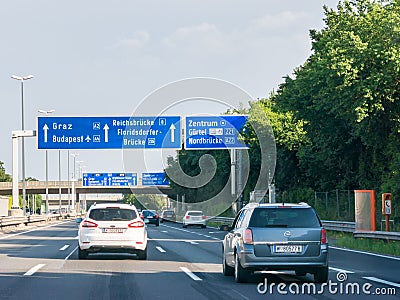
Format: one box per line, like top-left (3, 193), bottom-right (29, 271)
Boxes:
top-left (160, 210), bottom-right (176, 223)
top-left (222, 202), bottom-right (328, 283)
top-left (140, 210), bottom-right (159, 226)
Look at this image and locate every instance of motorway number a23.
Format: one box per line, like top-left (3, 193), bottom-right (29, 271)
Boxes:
top-left (272, 245), bottom-right (302, 253)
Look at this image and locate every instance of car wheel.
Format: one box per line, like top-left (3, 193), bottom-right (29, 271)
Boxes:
top-left (156, 222), bottom-right (159, 226)
top-left (137, 248), bottom-right (147, 260)
top-left (314, 266), bottom-right (329, 283)
top-left (201, 224), bottom-right (206, 228)
top-left (183, 224), bottom-right (187, 228)
top-left (222, 249), bottom-right (234, 276)
top-left (78, 247), bottom-right (88, 259)
top-left (234, 252), bottom-right (250, 283)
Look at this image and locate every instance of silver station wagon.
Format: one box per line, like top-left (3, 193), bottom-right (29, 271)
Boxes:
top-left (222, 202), bottom-right (328, 283)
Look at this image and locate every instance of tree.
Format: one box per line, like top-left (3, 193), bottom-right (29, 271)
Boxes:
top-left (0, 161), bottom-right (11, 182)
top-left (275, 0), bottom-right (400, 193)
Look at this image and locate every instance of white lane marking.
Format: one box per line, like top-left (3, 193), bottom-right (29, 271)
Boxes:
top-left (189, 241), bottom-right (199, 245)
top-left (161, 231), bottom-right (168, 233)
top-left (329, 267), bottom-right (354, 274)
top-left (24, 264), bottom-right (46, 276)
top-left (0, 220), bottom-right (73, 240)
top-left (162, 224), bottom-right (222, 241)
top-left (59, 244), bottom-right (70, 251)
top-left (180, 267), bottom-right (202, 281)
top-left (330, 246), bottom-right (400, 261)
top-left (156, 246), bottom-right (166, 253)
top-left (60, 246), bottom-right (78, 269)
top-left (65, 246), bottom-right (78, 261)
top-left (363, 277), bottom-right (400, 288)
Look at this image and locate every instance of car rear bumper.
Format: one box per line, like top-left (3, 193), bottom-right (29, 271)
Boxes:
top-left (79, 239), bottom-right (147, 251)
top-left (238, 245), bottom-right (328, 270)
top-left (183, 220), bottom-right (207, 226)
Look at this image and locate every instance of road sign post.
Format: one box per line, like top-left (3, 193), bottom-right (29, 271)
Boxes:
top-left (382, 193), bottom-right (393, 232)
top-left (37, 116), bottom-right (181, 149)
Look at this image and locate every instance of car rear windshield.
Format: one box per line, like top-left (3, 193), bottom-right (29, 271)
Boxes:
top-left (89, 208), bottom-right (137, 221)
top-left (188, 211), bottom-right (203, 216)
top-left (249, 208), bottom-right (321, 228)
top-left (143, 210), bottom-right (156, 216)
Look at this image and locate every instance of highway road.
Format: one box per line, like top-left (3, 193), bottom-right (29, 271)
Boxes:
top-left (0, 220), bottom-right (399, 299)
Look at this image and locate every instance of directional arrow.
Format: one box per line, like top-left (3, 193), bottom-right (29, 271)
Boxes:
top-left (43, 124), bottom-right (49, 143)
top-left (103, 124), bottom-right (109, 143)
top-left (170, 123), bottom-right (176, 143)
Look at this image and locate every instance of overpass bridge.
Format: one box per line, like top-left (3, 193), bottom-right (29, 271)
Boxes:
top-left (0, 181), bottom-right (173, 196)
top-left (0, 181), bottom-right (175, 208)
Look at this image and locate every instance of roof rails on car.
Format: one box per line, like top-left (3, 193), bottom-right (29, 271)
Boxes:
top-left (245, 202), bottom-right (260, 208)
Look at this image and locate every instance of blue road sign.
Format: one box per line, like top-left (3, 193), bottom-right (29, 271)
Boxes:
top-left (141, 172), bottom-right (170, 186)
top-left (185, 115), bottom-right (248, 149)
top-left (83, 173), bottom-right (138, 187)
top-left (37, 116), bottom-right (181, 149)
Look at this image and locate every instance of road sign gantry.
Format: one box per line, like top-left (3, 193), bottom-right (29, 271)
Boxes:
top-left (37, 116), bottom-right (181, 149)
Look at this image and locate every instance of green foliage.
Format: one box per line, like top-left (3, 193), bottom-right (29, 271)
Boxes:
top-left (0, 161), bottom-right (11, 182)
top-left (164, 0), bottom-right (400, 222)
top-left (329, 231), bottom-right (400, 257)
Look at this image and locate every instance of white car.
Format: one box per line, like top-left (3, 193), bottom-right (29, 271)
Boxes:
top-left (182, 210), bottom-right (207, 228)
top-left (78, 203), bottom-right (147, 259)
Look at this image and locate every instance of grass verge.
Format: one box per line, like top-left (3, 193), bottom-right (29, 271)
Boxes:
top-left (328, 231), bottom-right (400, 257)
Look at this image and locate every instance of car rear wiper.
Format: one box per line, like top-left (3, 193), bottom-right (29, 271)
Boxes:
top-left (264, 224), bottom-right (288, 227)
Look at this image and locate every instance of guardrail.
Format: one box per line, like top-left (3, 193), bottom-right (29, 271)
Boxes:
top-left (207, 216), bottom-right (399, 241)
top-left (353, 230), bottom-right (400, 241)
top-left (0, 214), bottom-right (73, 229)
top-left (320, 220), bottom-right (356, 233)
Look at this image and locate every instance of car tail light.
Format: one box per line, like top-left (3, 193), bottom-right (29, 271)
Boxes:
top-left (82, 220), bottom-right (98, 228)
top-left (155, 214), bottom-right (159, 219)
top-left (321, 228), bottom-right (327, 244)
top-left (243, 228), bottom-right (253, 244)
top-left (202, 215), bottom-right (206, 219)
top-left (128, 221), bottom-right (145, 228)
top-left (140, 214), bottom-right (144, 219)
top-left (186, 215), bottom-right (190, 219)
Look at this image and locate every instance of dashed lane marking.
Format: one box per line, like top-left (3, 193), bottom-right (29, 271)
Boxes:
top-left (156, 246), bottom-right (166, 253)
top-left (180, 267), bottom-right (202, 281)
top-left (59, 244), bottom-right (70, 251)
top-left (24, 264), bottom-right (46, 276)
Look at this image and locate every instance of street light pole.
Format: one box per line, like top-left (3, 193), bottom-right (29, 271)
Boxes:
top-left (71, 153), bottom-right (79, 212)
top-left (38, 109), bottom-right (55, 213)
top-left (12, 75), bottom-right (33, 215)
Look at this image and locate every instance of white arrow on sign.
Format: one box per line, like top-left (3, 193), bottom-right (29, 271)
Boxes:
top-left (170, 124), bottom-right (176, 143)
top-left (103, 124), bottom-right (109, 143)
top-left (43, 124), bottom-right (49, 143)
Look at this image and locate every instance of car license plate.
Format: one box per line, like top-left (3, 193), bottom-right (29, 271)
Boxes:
top-left (102, 228), bottom-right (124, 233)
top-left (272, 245), bottom-right (302, 253)
top-left (147, 216), bottom-right (153, 219)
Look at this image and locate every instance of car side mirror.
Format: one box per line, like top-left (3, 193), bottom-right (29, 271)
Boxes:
top-left (76, 217), bottom-right (83, 224)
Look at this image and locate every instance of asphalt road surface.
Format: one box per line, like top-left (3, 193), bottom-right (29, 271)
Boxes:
top-left (0, 220), bottom-right (399, 299)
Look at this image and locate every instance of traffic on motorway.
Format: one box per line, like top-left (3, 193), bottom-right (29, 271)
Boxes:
top-left (0, 203), bottom-right (398, 300)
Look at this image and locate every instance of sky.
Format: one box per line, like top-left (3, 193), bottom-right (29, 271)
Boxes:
top-left (0, 0), bottom-right (339, 182)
